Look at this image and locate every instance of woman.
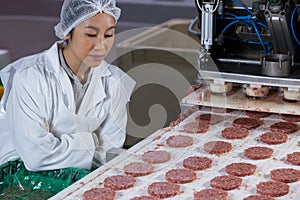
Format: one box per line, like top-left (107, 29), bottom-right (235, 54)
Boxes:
top-left (0, 0), bottom-right (135, 171)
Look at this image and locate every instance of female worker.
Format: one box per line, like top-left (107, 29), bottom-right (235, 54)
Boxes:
top-left (0, 0), bottom-right (135, 171)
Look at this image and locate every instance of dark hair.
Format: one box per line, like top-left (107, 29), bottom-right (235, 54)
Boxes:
top-left (69, 29), bottom-right (74, 39)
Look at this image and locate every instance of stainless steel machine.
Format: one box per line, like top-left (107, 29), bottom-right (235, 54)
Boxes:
top-left (190, 0), bottom-right (300, 105)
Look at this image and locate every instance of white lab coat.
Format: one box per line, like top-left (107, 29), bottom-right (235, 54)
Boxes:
top-left (0, 42), bottom-right (135, 171)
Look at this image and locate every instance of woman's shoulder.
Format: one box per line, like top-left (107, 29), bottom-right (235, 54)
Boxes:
top-left (0, 43), bottom-right (60, 89)
top-left (107, 63), bottom-right (127, 78)
top-left (107, 63), bottom-right (134, 83)
top-left (2, 42), bottom-right (59, 74)
top-left (106, 62), bottom-right (136, 100)
top-left (6, 53), bottom-right (43, 71)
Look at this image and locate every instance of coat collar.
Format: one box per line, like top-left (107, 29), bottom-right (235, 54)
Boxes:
top-left (45, 42), bottom-right (112, 114)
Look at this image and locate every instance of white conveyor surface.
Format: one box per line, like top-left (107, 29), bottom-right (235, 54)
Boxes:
top-left (50, 108), bottom-right (300, 200)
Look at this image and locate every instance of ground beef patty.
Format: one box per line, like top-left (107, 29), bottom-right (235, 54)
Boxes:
top-left (141, 150), bottom-right (171, 164)
top-left (243, 195), bottom-right (275, 200)
top-left (210, 175), bottom-right (242, 190)
top-left (196, 113), bottom-right (223, 124)
top-left (165, 168), bottom-right (197, 184)
top-left (103, 175), bottom-right (136, 190)
top-left (183, 120), bottom-right (210, 133)
top-left (166, 135), bottom-right (194, 148)
top-left (286, 152), bottom-right (300, 165)
top-left (131, 196), bottom-right (159, 200)
top-left (203, 141), bottom-right (232, 155)
top-left (147, 182), bottom-right (180, 198)
top-left (269, 121), bottom-right (298, 134)
top-left (281, 114), bottom-right (300, 122)
top-left (183, 156), bottom-right (213, 171)
top-left (225, 162), bottom-right (257, 177)
top-left (244, 146), bottom-right (273, 160)
top-left (194, 188), bottom-right (228, 200)
top-left (211, 107), bottom-right (233, 113)
top-left (259, 131), bottom-right (288, 145)
top-left (233, 117), bottom-right (261, 129)
top-left (270, 168), bottom-right (300, 183)
top-left (82, 188), bottom-right (116, 200)
top-left (256, 181), bottom-right (289, 197)
top-left (221, 127), bottom-right (250, 139)
top-left (246, 111), bottom-right (270, 118)
top-left (123, 162), bottom-right (154, 177)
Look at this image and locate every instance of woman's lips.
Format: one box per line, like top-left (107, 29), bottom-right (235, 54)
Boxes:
top-left (89, 54), bottom-right (105, 61)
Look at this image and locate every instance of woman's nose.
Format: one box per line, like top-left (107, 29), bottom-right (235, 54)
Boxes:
top-left (94, 37), bottom-right (105, 50)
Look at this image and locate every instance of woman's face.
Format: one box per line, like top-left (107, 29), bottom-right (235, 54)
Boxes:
top-left (64, 12), bottom-right (115, 71)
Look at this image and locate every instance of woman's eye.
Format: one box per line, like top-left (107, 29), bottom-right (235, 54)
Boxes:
top-left (86, 33), bottom-right (97, 37)
top-left (105, 34), bottom-right (113, 38)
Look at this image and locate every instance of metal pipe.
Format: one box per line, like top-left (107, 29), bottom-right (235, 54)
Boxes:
top-left (216, 58), bottom-right (261, 65)
top-left (188, 16), bottom-right (201, 37)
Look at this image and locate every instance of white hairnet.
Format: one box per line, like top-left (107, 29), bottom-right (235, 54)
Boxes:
top-left (54, 0), bottom-right (121, 39)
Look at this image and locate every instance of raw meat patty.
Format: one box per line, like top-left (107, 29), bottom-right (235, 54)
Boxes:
top-left (233, 117), bottom-right (261, 129)
top-left (256, 181), bottom-right (289, 197)
top-left (243, 195), bottom-right (275, 200)
top-left (270, 168), bottom-right (300, 183)
top-left (246, 111), bottom-right (270, 118)
top-left (196, 113), bottom-right (223, 124)
top-left (225, 162), bottom-right (257, 177)
top-left (104, 175), bottom-right (136, 190)
top-left (130, 196), bottom-right (159, 200)
top-left (141, 150), bottom-right (171, 164)
top-left (183, 156), bottom-right (213, 171)
top-left (281, 114), bottom-right (300, 122)
top-left (194, 188), bottom-right (228, 200)
top-left (165, 168), bottom-right (197, 184)
top-left (210, 175), bottom-right (242, 190)
top-left (211, 107), bottom-right (233, 113)
top-left (169, 115), bottom-right (182, 127)
top-left (166, 135), bottom-right (194, 148)
top-left (82, 188), bottom-right (116, 200)
top-left (123, 162), bottom-right (154, 177)
top-left (286, 152), bottom-right (300, 165)
top-left (147, 182), bottom-right (180, 198)
top-left (269, 121), bottom-right (298, 134)
top-left (244, 146), bottom-right (273, 160)
top-left (259, 131), bottom-right (288, 145)
top-left (203, 141), bottom-right (232, 155)
top-left (183, 120), bottom-right (210, 133)
top-left (221, 127), bottom-right (250, 139)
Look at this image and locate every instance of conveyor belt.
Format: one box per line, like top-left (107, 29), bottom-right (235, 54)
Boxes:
top-left (50, 108), bottom-right (300, 200)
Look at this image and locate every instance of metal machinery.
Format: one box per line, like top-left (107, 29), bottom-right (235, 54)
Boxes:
top-left (50, 1), bottom-right (300, 199)
top-left (189, 0), bottom-right (300, 107)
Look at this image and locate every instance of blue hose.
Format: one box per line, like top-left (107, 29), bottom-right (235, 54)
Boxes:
top-left (291, 6), bottom-right (300, 46)
top-left (221, 20), bottom-right (240, 33)
top-left (251, 20), bottom-right (268, 55)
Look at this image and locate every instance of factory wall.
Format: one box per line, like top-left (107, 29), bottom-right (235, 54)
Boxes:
top-left (0, 0), bottom-right (197, 62)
